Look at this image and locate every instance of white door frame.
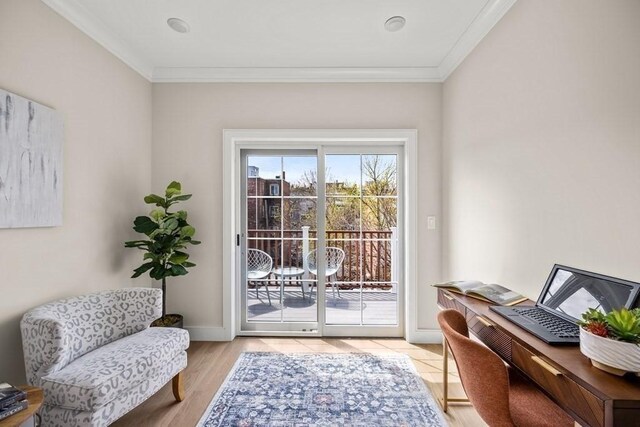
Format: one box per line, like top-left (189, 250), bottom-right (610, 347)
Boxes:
top-left (223, 129), bottom-right (419, 340)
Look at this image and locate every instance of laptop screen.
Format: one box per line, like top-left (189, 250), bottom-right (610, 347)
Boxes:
top-left (538, 265), bottom-right (640, 322)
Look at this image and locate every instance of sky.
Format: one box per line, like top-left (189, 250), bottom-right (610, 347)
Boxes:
top-left (247, 154), bottom-right (395, 186)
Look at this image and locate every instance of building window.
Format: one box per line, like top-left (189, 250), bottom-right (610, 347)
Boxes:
top-left (269, 183), bottom-right (280, 196)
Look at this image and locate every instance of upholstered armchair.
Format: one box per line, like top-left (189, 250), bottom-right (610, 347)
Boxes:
top-left (21, 288), bottom-right (189, 427)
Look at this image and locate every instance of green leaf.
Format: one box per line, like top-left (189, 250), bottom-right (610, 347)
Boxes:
top-left (170, 264), bottom-right (189, 276)
top-left (165, 181), bottom-right (182, 197)
top-left (580, 308), bottom-right (606, 325)
top-left (150, 208), bottom-right (165, 221)
top-left (143, 253), bottom-right (155, 260)
top-left (132, 216), bottom-right (158, 234)
top-left (176, 210), bottom-right (188, 220)
top-left (189, 239), bottom-right (201, 245)
top-left (168, 194), bottom-right (192, 203)
top-left (144, 194), bottom-right (165, 205)
top-left (131, 262), bottom-right (154, 278)
top-left (166, 188), bottom-right (181, 197)
top-left (149, 265), bottom-right (166, 280)
top-left (124, 241), bottom-right (152, 251)
top-left (182, 261), bottom-right (196, 268)
top-left (167, 181), bottom-right (182, 192)
top-left (164, 218), bottom-right (179, 232)
top-left (124, 239), bottom-right (148, 246)
top-left (169, 251), bottom-right (189, 264)
top-left (605, 308), bottom-right (640, 342)
top-left (180, 225), bottom-right (196, 238)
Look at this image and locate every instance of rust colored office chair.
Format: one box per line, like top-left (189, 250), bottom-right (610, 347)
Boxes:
top-left (437, 309), bottom-right (574, 427)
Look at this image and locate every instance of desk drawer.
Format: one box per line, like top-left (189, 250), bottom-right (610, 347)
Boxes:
top-left (467, 313), bottom-right (512, 362)
top-left (437, 290), bottom-right (466, 316)
top-left (511, 341), bottom-right (605, 427)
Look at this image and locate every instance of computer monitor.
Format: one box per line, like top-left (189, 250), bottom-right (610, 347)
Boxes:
top-left (537, 264), bottom-right (640, 323)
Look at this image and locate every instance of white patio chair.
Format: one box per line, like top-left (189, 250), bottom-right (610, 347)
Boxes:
top-left (306, 247), bottom-right (346, 299)
top-left (247, 249), bottom-right (273, 305)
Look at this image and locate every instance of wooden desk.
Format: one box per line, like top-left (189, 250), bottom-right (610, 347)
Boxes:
top-left (437, 289), bottom-right (640, 427)
top-left (0, 386), bottom-right (43, 427)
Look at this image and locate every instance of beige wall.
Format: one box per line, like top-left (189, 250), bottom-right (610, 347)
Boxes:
top-left (7, 0), bottom-right (637, 385)
top-left (0, 0), bottom-right (152, 383)
top-left (152, 83), bottom-right (443, 332)
top-left (443, 0), bottom-right (640, 298)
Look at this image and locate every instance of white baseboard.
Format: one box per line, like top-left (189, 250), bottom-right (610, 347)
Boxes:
top-left (184, 325), bottom-right (441, 343)
top-left (406, 329), bottom-right (443, 344)
top-left (185, 326), bottom-right (233, 341)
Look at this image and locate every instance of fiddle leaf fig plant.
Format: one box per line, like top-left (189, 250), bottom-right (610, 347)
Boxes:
top-left (125, 181), bottom-right (200, 321)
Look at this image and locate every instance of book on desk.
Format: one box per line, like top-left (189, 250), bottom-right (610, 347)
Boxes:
top-left (433, 280), bottom-right (527, 306)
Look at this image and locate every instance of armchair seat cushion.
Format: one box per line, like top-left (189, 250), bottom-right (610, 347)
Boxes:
top-left (40, 327), bottom-right (189, 412)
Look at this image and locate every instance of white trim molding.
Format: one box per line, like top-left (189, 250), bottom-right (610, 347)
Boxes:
top-left (39, 0), bottom-right (517, 83)
top-left (184, 326), bottom-right (230, 341)
top-left (223, 129), bottom-right (419, 341)
top-left (152, 67), bottom-right (441, 83)
top-left (40, 0), bottom-right (153, 80)
top-left (406, 329), bottom-right (443, 344)
top-left (438, 0), bottom-right (518, 80)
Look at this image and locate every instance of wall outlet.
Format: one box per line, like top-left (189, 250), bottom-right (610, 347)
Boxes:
top-left (427, 216), bottom-right (437, 230)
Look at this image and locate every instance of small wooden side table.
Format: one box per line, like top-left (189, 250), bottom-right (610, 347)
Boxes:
top-left (0, 386), bottom-right (43, 427)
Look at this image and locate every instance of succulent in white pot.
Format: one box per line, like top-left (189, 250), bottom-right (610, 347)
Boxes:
top-left (579, 308), bottom-right (640, 376)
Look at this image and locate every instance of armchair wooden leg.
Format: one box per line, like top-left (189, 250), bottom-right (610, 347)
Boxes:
top-left (172, 371), bottom-right (185, 402)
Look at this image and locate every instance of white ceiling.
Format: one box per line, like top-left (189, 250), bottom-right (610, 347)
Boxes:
top-left (41, 0), bottom-right (517, 82)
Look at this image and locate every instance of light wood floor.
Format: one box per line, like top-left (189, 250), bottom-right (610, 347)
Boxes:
top-left (112, 338), bottom-right (485, 427)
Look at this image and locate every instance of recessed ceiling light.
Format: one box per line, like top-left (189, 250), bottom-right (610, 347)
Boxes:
top-left (167, 18), bottom-right (190, 34)
top-left (384, 16), bottom-right (406, 32)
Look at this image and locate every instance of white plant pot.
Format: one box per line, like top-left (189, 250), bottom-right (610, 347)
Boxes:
top-left (579, 328), bottom-right (640, 376)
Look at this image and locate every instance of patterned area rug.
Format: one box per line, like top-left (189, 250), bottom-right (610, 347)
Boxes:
top-left (197, 352), bottom-right (448, 427)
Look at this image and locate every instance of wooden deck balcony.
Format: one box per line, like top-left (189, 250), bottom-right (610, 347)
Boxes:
top-left (247, 287), bottom-right (398, 324)
top-left (246, 228), bottom-right (399, 325)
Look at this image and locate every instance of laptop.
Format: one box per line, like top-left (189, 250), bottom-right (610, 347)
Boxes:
top-left (490, 265), bottom-right (640, 345)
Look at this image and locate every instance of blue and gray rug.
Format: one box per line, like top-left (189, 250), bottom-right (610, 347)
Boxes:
top-left (197, 352), bottom-right (448, 427)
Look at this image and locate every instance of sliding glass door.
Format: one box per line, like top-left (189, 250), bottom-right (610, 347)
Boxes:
top-left (239, 146), bottom-right (402, 336)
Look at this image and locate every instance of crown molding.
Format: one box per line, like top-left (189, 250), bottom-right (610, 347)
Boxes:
top-left (437, 0), bottom-right (518, 80)
top-left (41, 0), bottom-right (154, 80)
top-left (152, 67), bottom-right (442, 83)
top-left (40, 0), bottom-right (517, 83)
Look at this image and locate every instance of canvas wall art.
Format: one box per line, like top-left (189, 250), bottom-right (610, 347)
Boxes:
top-left (0, 89), bottom-right (63, 228)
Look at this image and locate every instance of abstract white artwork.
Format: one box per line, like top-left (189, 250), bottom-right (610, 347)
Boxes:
top-left (0, 89), bottom-right (63, 228)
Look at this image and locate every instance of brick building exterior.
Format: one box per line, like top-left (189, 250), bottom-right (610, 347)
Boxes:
top-left (247, 171), bottom-right (290, 230)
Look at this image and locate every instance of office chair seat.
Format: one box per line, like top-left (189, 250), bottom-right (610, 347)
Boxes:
top-left (437, 309), bottom-right (573, 427)
top-left (508, 367), bottom-right (573, 427)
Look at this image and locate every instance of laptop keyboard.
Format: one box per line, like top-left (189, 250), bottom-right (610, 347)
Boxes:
top-left (512, 307), bottom-right (580, 339)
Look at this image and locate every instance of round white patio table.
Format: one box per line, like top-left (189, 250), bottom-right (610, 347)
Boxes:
top-left (272, 266), bottom-right (305, 301)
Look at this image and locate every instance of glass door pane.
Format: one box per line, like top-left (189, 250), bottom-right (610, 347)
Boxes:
top-left (242, 152), bottom-right (318, 331)
top-left (324, 153), bottom-right (399, 327)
